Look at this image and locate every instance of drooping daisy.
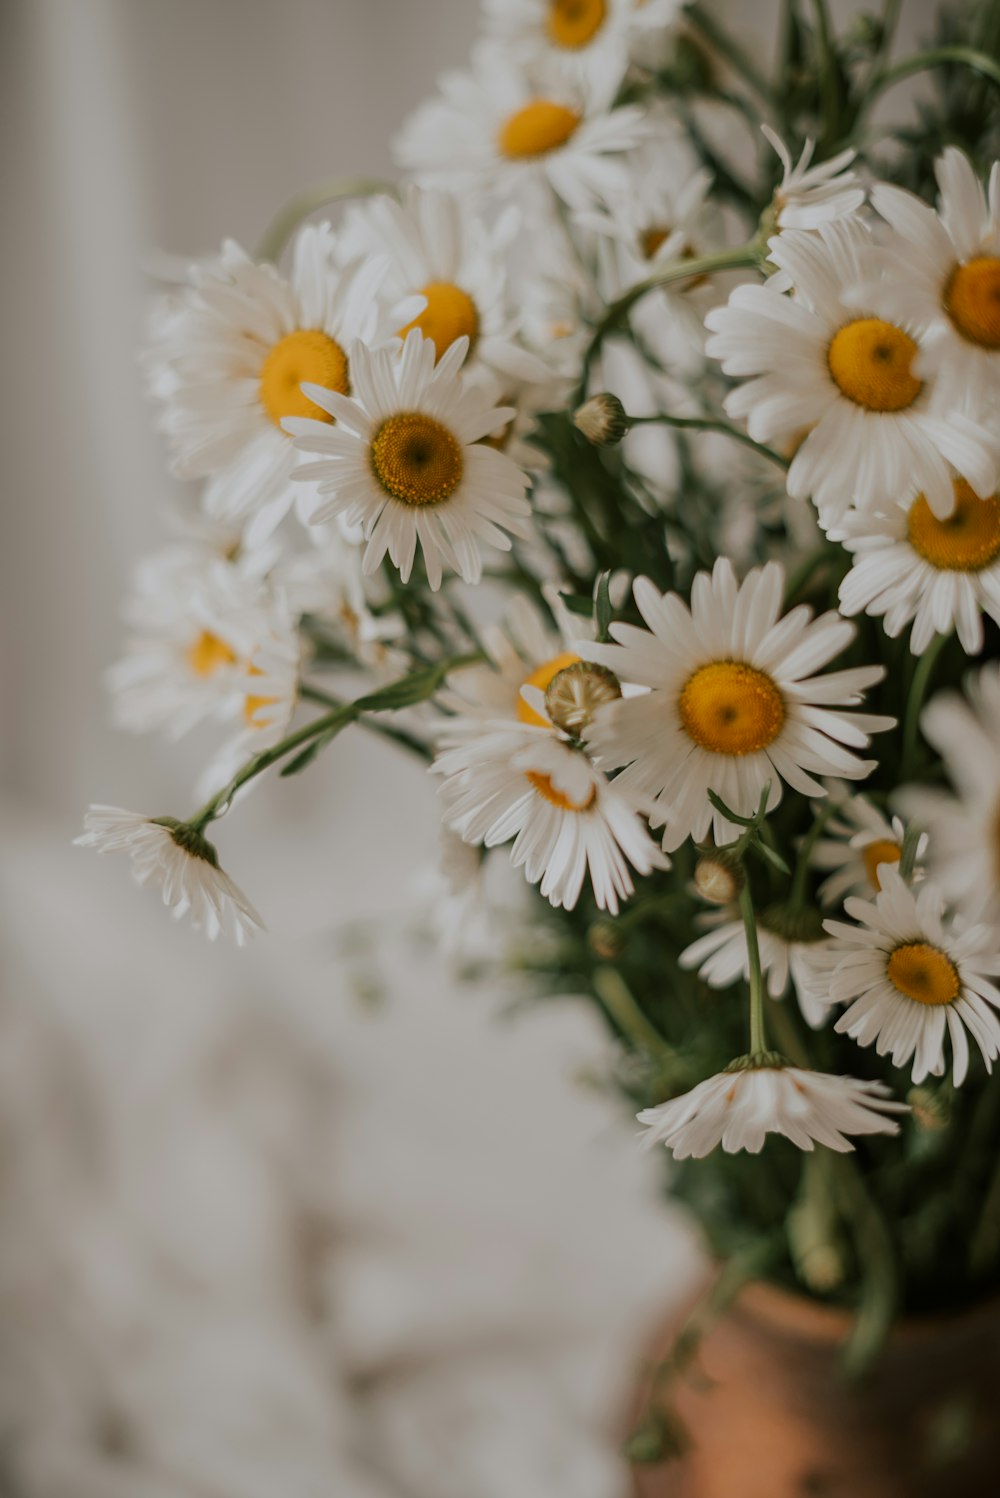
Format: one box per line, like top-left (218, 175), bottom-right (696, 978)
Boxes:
top-left (638, 1060), bottom-right (904, 1158)
top-left (869, 148), bottom-right (1000, 407)
top-left (761, 126), bottom-right (865, 230)
top-left (148, 225), bottom-right (391, 537)
top-left (704, 219), bottom-right (997, 522)
top-left (833, 477), bottom-right (1000, 654)
top-left (482, 0), bottom-right (669, 97)
top-left (583, 559), bottom-right (893, 851)
top-left (434, 726), bottom-right (667, 914)
top-left (393, 42), bottom-right (646, 212)
top-left (75, 807), bottom-right (263, 944)
top-left (284, 330), bottom-right (532, 589)
top-left (822, 867), bottom-right (1000, 1085)
top-left (809, 787), bottom-right (922, 905)
top-left (898, 663), bottom-right (1000, 924)
top-left (680, 906), bottom-right (833, 1027)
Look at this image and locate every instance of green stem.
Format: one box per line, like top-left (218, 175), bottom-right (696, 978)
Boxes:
top-left (789, 801), bottom-right (837, 910)
top-left (684, 2), bottom-right (778, 112)
top-left (831, 1154), bottom-right (899, 1376)
top-left (625, 413), bottom-right (789, 471)
top-left (256, 176), bottom-right (396, 263)
top-left (901, 632), bottom-right (948, 779)
top-left (738, 881), bottom-right (769, 1057)
top-left (299, 684), bottom-right (433, 762)
top-left (592, 967), bottom-right (675, 1066)
top-left (864, 46), bottom-right (1000, 119)
top-left (810, 0), bottom-right (840, 143)
top-left (782, 542), bottom-right (836, 607)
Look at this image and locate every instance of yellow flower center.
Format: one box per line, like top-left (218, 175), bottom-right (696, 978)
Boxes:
top-left (861, 838), bottom-right (901, 891)
top-left (186, 630), bottom-right (236, 678)
top-left (498, 100), bottom-right (581, 159)
top-left (517, 651), bottom-right (582, 728)
top-left (678, 662), bottom-right (785, 756)
top-left (641, 227), bottom-right (670, 259)
top-left (259, 329), bottom-right (349, 427)
top-left (827, 318), bottom-right (923, 412)
top-left (243, 665), bottom-right (275, 727)
top-left (887, 942), bottom-right (960, 1007)
top-left (944, 256), bottom-right (1000, 349)
top-left (546, 0), bottom-right (607, 50)
top-left (398, 282), bottom-right (480, 361)
top-left (370, 412), bottom-right (464, 507)
top-left (525, 769), bottom-right (597, 812)
top-left (907, 480), bottom-right (1000, 572)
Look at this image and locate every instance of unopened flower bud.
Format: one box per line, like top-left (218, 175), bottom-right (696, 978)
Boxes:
top-left (545, 660), bottom-right (622, 735)
top-left (588, 920), bottom-right (625, 959)
top-left (573, 393), bottom-right (628, 447)
top-left (907, 1085), bottom-right (951, 1132)
top-left (693, 852), bottom-right (744, 906)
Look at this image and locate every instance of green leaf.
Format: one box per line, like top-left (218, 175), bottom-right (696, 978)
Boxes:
top-left (353, 652), bottom-right (482, 713)
top-left (593, 570), bottom-right (613, 643)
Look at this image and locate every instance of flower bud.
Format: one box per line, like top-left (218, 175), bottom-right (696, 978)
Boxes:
top-left (693, 851), bottom-right (744, 906)
top-left (588, 920), bottom-right (625, 959)
top-left (545, 660), bottom-right (622, 736)
top-left (907, 1085), bottom-right (951, 1132)
top-left (573, 393), bottom-right (628, 447)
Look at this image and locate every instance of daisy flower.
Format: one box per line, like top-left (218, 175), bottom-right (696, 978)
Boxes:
top-left (482, 0), bottom-right (667, 97)
top-left (75, 807), bottom-right (263, 944)
top-left (822, 867), bottom-right (1000, 1085)
top-left (704, 219), bottom-right (997, 522)
top-left (434, 726), bottom-right (667, 914)
top-left (638, 1060), bottom-right (904, 1158)
top-left (583, 559), bottom-right (893, 851)
top-left (809, 788), bottom-right (922, 905)
top-left (284, 330), bottom-right (532, 589)
top-left (680, 907), bottom-right (832, 1027)
top-left (762, 126), bottom-right (865, 230)
top-left (148, 225), bottom-right (390, 538)
top-left (869, 148), bottom-right (1000, 407)
top-left (197, 614), bottom-right (302, 798)
top-left (393, 41), bottom-right (646, 212)
top-left (833, 476), bottom-right (1000, 654)
top-left (898, 663), bottom-right (1000, 924)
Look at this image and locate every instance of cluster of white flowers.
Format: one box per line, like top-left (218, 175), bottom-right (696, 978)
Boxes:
top-left (81, 0), bottom-right (1000, 1166)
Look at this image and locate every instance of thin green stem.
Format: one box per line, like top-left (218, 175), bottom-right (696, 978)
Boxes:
top-left (901, 632), bottom-right (948, 779)
top-left (592, 967), bottom-right (675, 1066)
top-left (831, 1154), bottom-right (899, 1376)
top-left (299, 684), bottom-right (433, 762)
top-left (625, 413), bottom-right (789, 471)
top-left (810, 0), bottom-right (840, 143)
top-left (789, 801), bottom-right (837, 910)
top-left (738, 881), bottom-right (769, 1057)
top-left (864, 46), bottom-right (1000, 121)
top-left (684, 2), bottom-right (778, 113)
top-left (256, 176), bottom-right (396, 263)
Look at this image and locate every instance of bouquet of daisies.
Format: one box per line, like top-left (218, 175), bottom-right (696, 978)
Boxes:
top-left (80, 0), bottom-right (1000, 1369)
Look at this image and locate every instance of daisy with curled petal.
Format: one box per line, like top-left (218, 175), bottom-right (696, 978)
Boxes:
top-left (393, 41), bottom-right (646, 212)
top-left (704, 218), bottom-right (997, 523)
top-left (638, 1060), bottom-right (905, 1159)
top-left (898, 663), bottom-right (1000, 925)
top-left (820, 867), bottom-right (1000, 1085)
top-left (434, 725), bottom-right (667, 914)
top-left (583, 558), bottom-right (894, 852)
top-left (868, 148), bottom-right (1000, 408)
top-left (148, 224), bottom-right (391, 537)
top-left (833, 476), bottom-right (1000, 655)
top-left (284, 330), bottom-right (532, 589)
top-left (809, 786), bottom-right (922, 905)
top-left (679, 906), bottom-right (833, 1028)
top-left (761, 126), bottom-right (865, 230)
top-left (75, 807), bottom-right (263, 944)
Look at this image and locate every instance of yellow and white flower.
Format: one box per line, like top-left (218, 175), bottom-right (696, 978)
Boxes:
top-left (75, 807), bottom-right (263, 945)
top-left (822, 867), bottom-right (1000, 1085)
top-left (285, 330), bottom-right (532, 589)
top-left (197, 614), bottom-right (303, 799)
top-left (482, 0), bottom-right (674, 97)
top-left (584, 559), bottom-right (893, 851)
top-left (680, 907), bottom-right (833, 1027)
top-left (809, 787), bottom-right (922, 905)
top-left (762, 126), bottom-right (865, 230)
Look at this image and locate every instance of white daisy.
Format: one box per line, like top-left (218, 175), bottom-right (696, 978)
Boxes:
top-left (762, 127), bottom-right (865, 230)
top-left (833, 476), bottom-right (1000, 654)
top-left (197, 614), bottom-right (303, 799)
top-left (393, 41), bottom-right (646, 212)
top-left (898, 663), bottom-right (1000, 924)
top-left (704, 218), bottom-right (997, 522)
top-left (75, 807), bottom-right (263, 944)
top-left (148, 225), bottom-right (390, 538)
top-left (809, 788), bottom-right (921, 905)
top-left (481, 0), bottom-right (658, 97)
top-left (680, 907), bottom-right (833, 1027)
top-left (822, 867), bottom-right (1000, 1085)
top-left (583, 559), bottom-right (893, 851)
top-left (284, 330), bottom-right (532, 589)
top-left (434, 726), bottom-right (667, 914)
top-left (638, 1061), bottom-right (904, 1158)
top-left (869, 148), bottom-right (1000, 408)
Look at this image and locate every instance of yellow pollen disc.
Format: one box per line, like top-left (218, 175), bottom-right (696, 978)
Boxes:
top-left (861, 838), bottom-right (901, 891)
top-left (525, 769), bottom-right (597, 812)
top-left (243, 665), bottom-right (275, 727)
top-left (679, 662), bottom-right (785, 756)
top-left (370, 412), bottom-right (464, 507)
top-left (546, 0), bottom-right (607, 50)
top-left (186, 630), bottom-right (236, 678)
top-left (907, 480), bottom-right (1000, 571)
top-left (259, 329), bottom-right (349, 427)
top-left (827, 318), bottom-right (922, 412)
top-left (887, 942), bottom-right (960, 1007)
top-left (517, 651), bottom-right (581, 728)
top-left (641, 227), bottom-right (670, 259)
top-left (944, 256), bottom-right (1000, 349)
top-left (498, 100), bottom-right (581, 159)
top-left (397, 281), bottom-right (480, 361)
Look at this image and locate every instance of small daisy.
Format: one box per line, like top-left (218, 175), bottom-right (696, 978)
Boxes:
top-left (809, 787), bottom-right (921, 905)
top-left (482, 0), bottom-right (658, 97)
top-left (583, 559), bottom-right (893, 851)
top-left (680, 906), bottom-right (832, 1027)
top-left (148, 225), bottom-right (390, 537)
top-left (285, 330), bottom-right (532, 589)
top-left (869, 148), bottom-right (1000, 407)
top-left (823, 867), bottom-right (1000, 1085)
top-left (762, 127), bottom-right (865, 230)
top-left (198, 613), bottom-right (302, 798)
top-left (394, 41), bottom-right (646, 212)
top-left (75, 807), bottom-right (263, 944)
top-left (704, 218), bottom-right (997, 522)
top-left (638, 1060), bottom-right (904, 1158)
top-left (434, 726), bottom-right (667, 913)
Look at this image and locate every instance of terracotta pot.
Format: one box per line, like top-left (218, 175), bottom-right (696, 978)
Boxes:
top-left (630, 1280), bottom-right (1000, 1498)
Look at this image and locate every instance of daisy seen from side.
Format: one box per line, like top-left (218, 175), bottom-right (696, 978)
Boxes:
top-left (809, 786), bottom-right (921, 905)
top-left (680, 906), bottom-right (833, 1028)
